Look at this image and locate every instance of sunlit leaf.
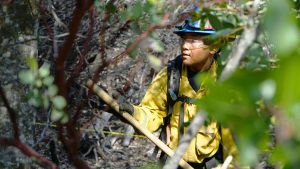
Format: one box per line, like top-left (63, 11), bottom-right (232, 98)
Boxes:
top-left (52, 95), bottom-right (66, 110)
top-left (26, 57), bottom-right (38, 71)
top-left (48, 85), bottom-right (58, 97)
top-left (51, 108), bottom-right (64, 122)
top-left (39, 64), bottom-right (50, 78)
top-left (35, 79), bottom-right (42, 88)
top-left (147, 54), bottom-right (162, 68)
top-left (149, 40), bottom-right (164, 52)
top-left (60, 114), bottom-right (69, 124)
top-left (147, 0), bottom-right (157, 5)
top-left (259, 79), bottom-right (276, 101)
top-left (19, 70), bottom-right (35, 84)
top-left (43, 76), bottom-right (54, 86)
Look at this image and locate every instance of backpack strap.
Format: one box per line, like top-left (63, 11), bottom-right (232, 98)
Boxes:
top-left (152, 55), bottom-right (182, 161)
top-left (166, 55), bottom-right (182, 124)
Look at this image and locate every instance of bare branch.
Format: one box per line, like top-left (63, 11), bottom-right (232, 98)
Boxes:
top-left (0, 86), bottom-right (58, 169)
top-left (0, 137), bottom-right (58, 169)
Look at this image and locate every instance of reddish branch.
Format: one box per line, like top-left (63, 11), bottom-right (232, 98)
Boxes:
top-left (55, 0), bottom-right (93, 98)
top-left (66, 6), bottom-right (95, 88)
top-left (53, 0), bottom-right (93, 168)
top-left (72, 0), bottom-right (115, 125)
top-left (0, 86), bottom-right (58, 169)
top-left (91, 1), bottom-right (116, 82)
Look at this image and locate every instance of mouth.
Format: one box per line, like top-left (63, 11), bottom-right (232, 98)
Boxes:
top-left (182, 55), bottom-right (190, 60)
top-left (182, 53), bottom-right (190, 57)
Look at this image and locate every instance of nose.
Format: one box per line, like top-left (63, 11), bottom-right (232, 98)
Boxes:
top-left (182, 41), bottom-right (191, 50)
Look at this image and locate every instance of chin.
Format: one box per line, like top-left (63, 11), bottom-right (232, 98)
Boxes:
top-left (182, 60), bottom-right (192, 66)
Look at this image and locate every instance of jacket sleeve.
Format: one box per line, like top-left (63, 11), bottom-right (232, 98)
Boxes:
top-left (133, 67), bottom-right (168, 132)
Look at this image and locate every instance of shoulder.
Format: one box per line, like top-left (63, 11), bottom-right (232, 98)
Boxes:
top-left (153, 67), bottom-right (168, 82)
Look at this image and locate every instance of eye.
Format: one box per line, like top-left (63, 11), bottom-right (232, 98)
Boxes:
top-left (192, 40), bottom-right (200, 43)
top-left (192, 40), bottom-right (204, 45)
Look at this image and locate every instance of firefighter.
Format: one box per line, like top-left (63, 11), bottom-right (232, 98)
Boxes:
top-left (120, 7), bottom-right (238, 169)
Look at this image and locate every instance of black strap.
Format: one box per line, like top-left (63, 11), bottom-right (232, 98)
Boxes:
top-left (152, 55), bottom-right (182, 160)
top-left (179, 103), bottom-right (185, 137)
top-left (166, 55), bottom-right (182, 123)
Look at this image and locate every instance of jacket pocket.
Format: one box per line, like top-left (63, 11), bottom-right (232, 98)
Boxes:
top-left (195, 131), bottom-right (220, 157)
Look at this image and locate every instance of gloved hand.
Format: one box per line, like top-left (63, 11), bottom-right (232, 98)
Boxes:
top-left (117, 95), bottom-right (134, 115)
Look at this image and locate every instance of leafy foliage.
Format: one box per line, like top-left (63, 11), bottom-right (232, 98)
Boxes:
top-left (18, 57), bottom-right (68, 123)
top-left (2, 0), bottom-right (300, 168)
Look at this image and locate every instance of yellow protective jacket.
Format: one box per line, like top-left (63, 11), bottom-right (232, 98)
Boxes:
top-left (133, 60), bottom-right (238, 163)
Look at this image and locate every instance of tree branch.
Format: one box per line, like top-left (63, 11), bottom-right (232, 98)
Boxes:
top-left (0, 86), bottom-right (19, 140)
top-left (0, 86), bottom-right (58, 169)
top-left (0, 137), bottom-right (58, 169)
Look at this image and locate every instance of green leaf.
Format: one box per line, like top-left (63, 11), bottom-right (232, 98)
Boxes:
top-left (60, 114), bottom-right (69, 124)
top-left (149, 40), bottom-right (164, 52)
top-left (35, 79), bottom-right (43, 88)
top-left (120, 10), bottom-right (128, 22)
top-left (126, 41), bottom-right (139, 58)
top-left (239, 142), bottom-right (259, 165)
top-left (105, 2), bottom-right (117, 13)
top-left (276, 24), bottom-right (300, 54)
top-left (147, 0), bottom-right (157, 5)
top-left (51, 108), bottom-right (64, 122)
top-left (207, 14), bottom-right (223, 30)
top-left (39, 64), bottom-right (50, 78)
top-left (48, 85), bottom-right (58, 97)
top-left (259, 79), bottom-right (276, 101)
top-left (28, 89), bottom-right (42, 107)
top-left (19, 70), bottom-right (35, 84)
top-left (132, 2), bottom-right (143, 19)
top-left (29, 97), bottom-right (42, 107)
top-left (52, 95), bottom-right (66, 109)
top-left (26, 57), bottom-right (38, 71)
top-left (129, 49), bottom-right (138, 58)
top-left (147, 54), bottom-right (162, 68)
top-left (274, 55), bottom-right (300, 107)
top-left (43, 76), bottom-right (54, 86)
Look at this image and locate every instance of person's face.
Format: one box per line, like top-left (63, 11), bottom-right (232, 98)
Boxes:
top-left (180, 33), bottom-right (217, 71)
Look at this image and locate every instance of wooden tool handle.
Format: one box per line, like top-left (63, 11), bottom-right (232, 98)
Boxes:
top-left (86, 79), bottom-right (193, 169)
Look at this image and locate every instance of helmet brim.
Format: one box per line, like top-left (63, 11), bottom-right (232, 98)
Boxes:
top-left (173, 29), bottom-right (216, 36)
